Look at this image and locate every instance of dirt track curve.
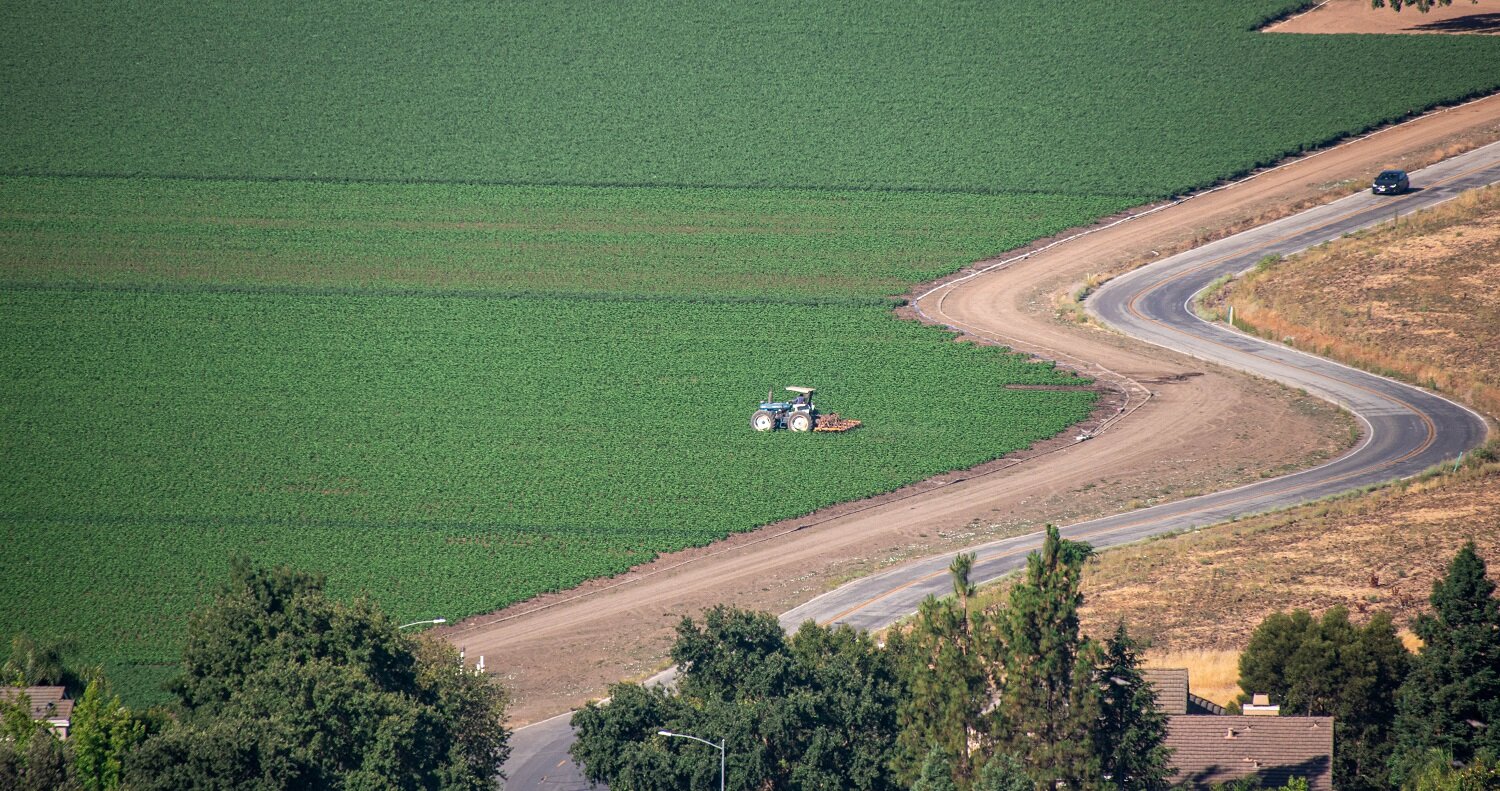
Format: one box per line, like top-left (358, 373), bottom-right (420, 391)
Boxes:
top-left (445, 94), bottom-right (1500, 754)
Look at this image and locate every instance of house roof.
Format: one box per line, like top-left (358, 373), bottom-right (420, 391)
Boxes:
top-left (1165, 715), bottom-right (1334, 791)
top-left (1143, 668), bottom-right (1189, 715)
top-left (0, 686), bottom-right (73, 723)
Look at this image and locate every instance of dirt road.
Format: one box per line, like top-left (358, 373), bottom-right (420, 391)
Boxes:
top-left (443, 93), bottom-right (1500, 728)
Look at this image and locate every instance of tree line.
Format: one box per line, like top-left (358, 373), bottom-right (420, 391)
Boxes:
top-left (1, 558), bottom-right (510, 790)
top-left (2, 537), bottom-right (1494, 789)
top-left (572, 535), bottom-right (1500, 791)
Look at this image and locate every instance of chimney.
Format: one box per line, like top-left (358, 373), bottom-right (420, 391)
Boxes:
top-left (1243, 693), bottom-right (1281, 716)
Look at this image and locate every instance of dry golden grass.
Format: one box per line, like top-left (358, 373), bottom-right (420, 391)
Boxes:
top-left (1142, 648), bottom-right (1242, 707)
top-left (1078, 458), bottom-right (1500, 660)
top-left (1225, 184), bottom-right (1500, 417)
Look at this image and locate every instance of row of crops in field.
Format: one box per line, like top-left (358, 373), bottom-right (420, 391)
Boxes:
top-left (0, 285), bottom-right (1094, 695)
top-left (0, 177), bottom-right (1138, 300)
top-left (3, 2), bottom-right (1498, 197)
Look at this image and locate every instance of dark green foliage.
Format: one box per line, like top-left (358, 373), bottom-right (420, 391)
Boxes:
top-left (894, 554), bottom-right (994, 786)
top-left (124, 559), bottom-right (509, 791)
top-left (993, 526), bottom-right (1103, 790)
top-left (1399, 749), bottom-right (1500, 790)
top-left (571, 607), bottom-right (902, 791)
top-left (973, 752), bottom-right (1032, 791)
top-left (913, 748), bottom-right (961, 791)
top-left (0, 731), bottom-right (76, 791)
top-left (1095, 623), bottom-right (1173, 791)
top-left (1237, 607), bottom-right (1410, 790)
top-left (1390, 542), bottom-right (1500, 785)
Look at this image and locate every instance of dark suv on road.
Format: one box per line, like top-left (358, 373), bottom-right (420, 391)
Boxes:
top-left (1372, 169), bottom-right (1410, 195)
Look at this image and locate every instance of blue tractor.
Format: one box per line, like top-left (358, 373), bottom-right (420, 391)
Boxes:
top-left (751, 386), bottom-right (818, 432)
top-left (750, 387), bottom-right (860, 432)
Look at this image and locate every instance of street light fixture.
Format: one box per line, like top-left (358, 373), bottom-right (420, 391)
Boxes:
top-left (657, 730), bottom-right (725, 791)
top-left (397, 618), bottom-right (447, 630)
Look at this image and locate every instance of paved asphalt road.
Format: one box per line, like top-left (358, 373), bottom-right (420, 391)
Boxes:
top-left (501, 141), bottom-right (1500, 790)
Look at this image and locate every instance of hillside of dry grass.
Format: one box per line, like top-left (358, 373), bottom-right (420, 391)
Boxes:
top-left (1220, 183), bottom-right (1500, 417)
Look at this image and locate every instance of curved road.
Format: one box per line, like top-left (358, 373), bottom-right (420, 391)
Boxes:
top-left (503, 142), bottom-right (1499, 790)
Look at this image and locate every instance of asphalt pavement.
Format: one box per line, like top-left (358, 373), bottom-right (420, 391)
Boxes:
top-left (501, 141), bottom-right (1500, 790)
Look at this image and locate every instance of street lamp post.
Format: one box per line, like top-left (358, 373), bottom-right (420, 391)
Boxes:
top-left (397, 618), bottom-right (447, 630)
top-left (657, 730), bottom-right (724, 791)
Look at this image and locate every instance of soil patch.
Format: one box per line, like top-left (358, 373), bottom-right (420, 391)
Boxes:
top-left (1267, 0), bottom-right (1500, 35)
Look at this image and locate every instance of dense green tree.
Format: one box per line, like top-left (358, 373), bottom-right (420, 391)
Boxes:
top-left (972, 752), bottom-right (1031, 791)
top-left (912, 747), bottom-right (960, 791)
top-left (1237, 607), bottom-right (1410, 790)
top-left (993, 525), bottom-right (1103, 790)
top-left (0, 731), bottom-right (76, 791)
top-left (1400, 749), bottom-right (1500, 790)
top-left (571, 606), bottom-right (902, 791)
top-left (1237, 610), bottom-right (1317, 706)
top-left (69, 679), bottom-right (145, 791)
top-left (894, 553), bottom-right (995, 787)
top-left (125, 558), bottom-right (509, 790)
top-left (1094, 623), bottom-right (1172, 791)
top-left (1390, 542), bottom-right (1500, 785)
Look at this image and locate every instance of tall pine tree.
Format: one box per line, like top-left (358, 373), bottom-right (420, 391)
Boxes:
top-left (1094, 623), bottom-right (1172, 791)
top-left (895, 553), bottom-right (995, 787)
top-left (994, 525), bottom-right (1103, 790)
top-left (1390, 541), bottom-right (1500, 784)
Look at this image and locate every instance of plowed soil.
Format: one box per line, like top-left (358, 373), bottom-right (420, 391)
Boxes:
top-left (442, 93), bottom-right (1500, 727)
top-left (1267, 0), bottom-right (1500, 35)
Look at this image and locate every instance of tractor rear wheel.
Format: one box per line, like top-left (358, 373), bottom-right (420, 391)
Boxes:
top-left (787, 412), bottom-right (813, 432)
top-left (751, 410), bottom-right (777, 431)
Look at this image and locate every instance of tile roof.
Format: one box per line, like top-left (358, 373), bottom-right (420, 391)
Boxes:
top-left (1143, 667), bottom-right (1189, 715)
top-left (0, 686), bottom-right (73, 722)
top-left (1165, 715), bottom-right (1334, 791)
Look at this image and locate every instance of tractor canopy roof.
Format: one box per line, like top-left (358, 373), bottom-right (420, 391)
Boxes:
top-left (785, 386), bottom-right (815, 394)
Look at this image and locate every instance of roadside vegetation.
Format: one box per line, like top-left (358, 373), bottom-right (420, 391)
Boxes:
top-left (569, 534), bottom-right (1499, 791)
top-left (4, 1), bottom-right (1499, 706)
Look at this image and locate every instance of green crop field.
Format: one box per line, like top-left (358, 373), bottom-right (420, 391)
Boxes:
top-left (0, 177), bottom-right (1108, 700)
top-left (3, 1), bottom-right (1498, 195)
top-left (2, 0), bottom-right (1498, 703)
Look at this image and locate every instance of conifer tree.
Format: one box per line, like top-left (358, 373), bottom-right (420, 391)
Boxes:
top-left (973, 752), bottom-right (1032, 791)
top-left (895, 553), bottom-right (993, 787)
top-left (912, 747), bottom-right (961, 791)
top-left (1094, 623), bottom-right (1172, 791)
top-left (1237, 607), bottom-right (1409, 790)
top-left (1390, 542), bottom-right (1500, 784)
top-left (993, 525), bottom-right (1102, 790)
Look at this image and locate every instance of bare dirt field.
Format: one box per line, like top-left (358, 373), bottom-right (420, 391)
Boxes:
top-left (444, 93), bottom-right (1500, 727)
top-left (1268, 0), bottom-right (1500, 36)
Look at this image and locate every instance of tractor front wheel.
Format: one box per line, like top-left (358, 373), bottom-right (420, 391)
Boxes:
top-left (751, 410), bottom-right (777, 431)
top-left (787, 412), bottom-right (813, 432)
